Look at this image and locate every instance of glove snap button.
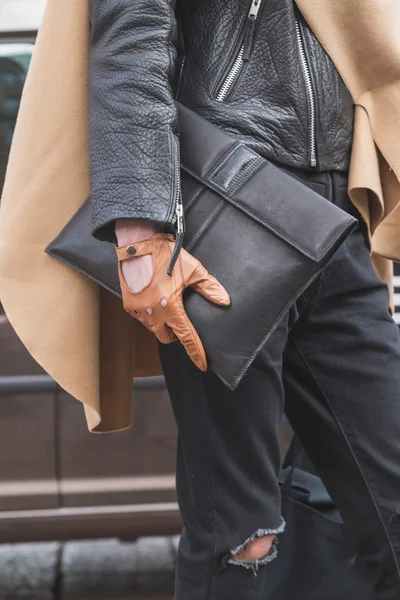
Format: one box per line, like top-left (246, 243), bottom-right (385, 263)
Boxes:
top-left (160, 298), bottom-right (168, 308)
top-left (146, 308), bottom-right (154, 315)
top-left (126, 245), bottom-right (137, 256)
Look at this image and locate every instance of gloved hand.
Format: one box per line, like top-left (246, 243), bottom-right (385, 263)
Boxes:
top-left (115, 232), bottom-right (231, 371)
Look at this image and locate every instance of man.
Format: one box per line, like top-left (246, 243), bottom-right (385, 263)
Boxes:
top-left (88, 1), bottom-right (400, 599)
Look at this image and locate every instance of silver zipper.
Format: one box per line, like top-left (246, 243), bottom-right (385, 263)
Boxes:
top-left (172, 139), bottom-right (184, 235)
top-left (295, 17), bottom-right (317, 168)
top-left (166, 139), bottom-right (185, 275)
top-left (216, 0), bottom-right (263, 102)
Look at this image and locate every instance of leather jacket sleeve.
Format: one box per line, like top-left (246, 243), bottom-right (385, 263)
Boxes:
top-left (89, 0), bottom-right (180, 244)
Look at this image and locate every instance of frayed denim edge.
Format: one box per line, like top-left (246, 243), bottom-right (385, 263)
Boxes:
top-left (226, 517), bottom-right (286, 576)
top-left (229, 517), bottom-right (286, 556)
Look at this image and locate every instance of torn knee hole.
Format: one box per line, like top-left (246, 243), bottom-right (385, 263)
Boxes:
top-left (233, 535), bottom-right (275, 562)
top-left (223, 519), bottom-right (286, 576)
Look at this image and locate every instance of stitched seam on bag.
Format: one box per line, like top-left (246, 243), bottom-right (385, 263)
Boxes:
top-left (293, 276), bottom-right (324, 321)
top-left (307, 273), bottom-right (324, 306)
top-left (205, 143), bottom-right (260, 192)
top-left (183, 163), bottom-right (316, 259)
top-left (186, 202), bottom-right (226, 253)
top-left (290, 338), bottom-right (400, 577)
top-left (181, 164), bottom-right (352, 262)
top-left (183, 184), bottom-right (207, 215)
top-left (211, 268), bottom-right (324, 389)
top-left (206, 143), bottom-right (240, 178)
top-left (204, 142), bottom-right (263, 195)
top-left (209, 143), bottom-right (244, 177)
top-left (228, 157), bottom-right (264, 195)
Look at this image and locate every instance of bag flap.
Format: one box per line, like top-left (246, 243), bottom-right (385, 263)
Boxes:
top-left (177, 102), bottom-right (357, 263)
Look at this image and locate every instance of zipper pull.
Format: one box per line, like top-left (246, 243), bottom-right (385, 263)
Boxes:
top-left (243, 0), bottom-right (262, 61)
top-left (167, 195), bottom-right (185, 276)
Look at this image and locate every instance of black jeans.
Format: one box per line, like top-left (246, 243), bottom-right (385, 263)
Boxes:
top-left (158, 169), bottom-right (400, 600)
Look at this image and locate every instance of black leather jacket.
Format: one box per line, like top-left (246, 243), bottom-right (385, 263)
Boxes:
top-left (89, 0), bottom-right (354, 244)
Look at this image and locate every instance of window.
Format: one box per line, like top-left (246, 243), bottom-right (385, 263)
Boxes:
top-left (0, 43), bottom-right (34, 192)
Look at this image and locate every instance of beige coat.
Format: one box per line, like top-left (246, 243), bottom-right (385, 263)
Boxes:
top-left (0, 0), bottom-right (399, 433)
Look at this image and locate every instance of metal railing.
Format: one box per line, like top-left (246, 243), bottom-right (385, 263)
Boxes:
top-left (0, 375), bottom-right (166, 395)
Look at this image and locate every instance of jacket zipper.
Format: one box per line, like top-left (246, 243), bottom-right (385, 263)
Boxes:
top-left (295, 17), bottom-right (317, 168)
top-left (166, 139), bottom-right (185, 276)
top-left (216, 0), bottom-right (263, 102)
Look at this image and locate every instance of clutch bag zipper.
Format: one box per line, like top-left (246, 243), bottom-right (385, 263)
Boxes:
top-left (216, 0), bottom-right (263, 102)
top-left (295, 16), bottom-right (317, 168)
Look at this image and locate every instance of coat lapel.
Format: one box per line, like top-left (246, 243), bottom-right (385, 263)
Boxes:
top-left (296, 0), bottom-right (400, 237)
top-left (297, 0), bottom-right (400, 313)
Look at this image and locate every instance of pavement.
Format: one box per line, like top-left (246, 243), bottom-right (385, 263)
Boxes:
top-left (0, 537), bottom-right (178, 599)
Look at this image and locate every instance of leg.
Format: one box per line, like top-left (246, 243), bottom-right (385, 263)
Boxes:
top-left (158, 167), bottom-right (341, 599)
top-left (158, 263), bottom-right (322, 600)
top-left (158, 317), bottom-right (287, 600)
top-left (283, 197), bottom-right (400, 599)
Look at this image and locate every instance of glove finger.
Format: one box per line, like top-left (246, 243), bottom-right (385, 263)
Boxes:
top-left (188, 265), bottom-right (230, 307)
top-left (165, 323), bottom-right (178, 342)
top-left (153, 323), bottom-right (178, 344)
top-left (169, 306), bottom-right (207, 371)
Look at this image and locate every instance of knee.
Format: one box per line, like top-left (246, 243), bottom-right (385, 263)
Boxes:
top-left (232, 534), bottom-right (275, 562)
top-left (224, 521), bottom-right (285, 574)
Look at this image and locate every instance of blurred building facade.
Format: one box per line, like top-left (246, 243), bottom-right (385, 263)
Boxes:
top-left (0, 0), bottom-right (46, 32)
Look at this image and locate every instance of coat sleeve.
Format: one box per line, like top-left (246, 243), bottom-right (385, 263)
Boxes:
top-left (89, 0), bottom-right (180, 244)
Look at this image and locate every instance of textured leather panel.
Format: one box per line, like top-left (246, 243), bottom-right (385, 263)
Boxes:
top-left (177, 0), bottom-right (354, 172)
top-left (89, 0), bottom-right (180, 243)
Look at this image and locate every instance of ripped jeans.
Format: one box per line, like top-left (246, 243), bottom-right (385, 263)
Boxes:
top-left (158, 169), bottom-right (400, 600)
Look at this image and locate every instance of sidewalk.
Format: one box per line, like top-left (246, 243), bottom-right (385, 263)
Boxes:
top-left (0, 536), bottom-right (178, 599)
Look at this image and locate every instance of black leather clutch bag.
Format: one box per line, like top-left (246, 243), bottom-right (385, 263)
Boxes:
top-left (46, 103), bottom-right (357, 390)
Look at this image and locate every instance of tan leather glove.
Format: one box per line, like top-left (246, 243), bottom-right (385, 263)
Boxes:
top-left (115, 232), bottom-right (231, 371)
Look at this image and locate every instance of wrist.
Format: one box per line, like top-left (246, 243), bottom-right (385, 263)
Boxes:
top-left (115, 219), bottom-right (160, 246)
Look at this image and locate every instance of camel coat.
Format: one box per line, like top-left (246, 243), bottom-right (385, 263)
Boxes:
top-left (0, 0), bottom-right (400, 433)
